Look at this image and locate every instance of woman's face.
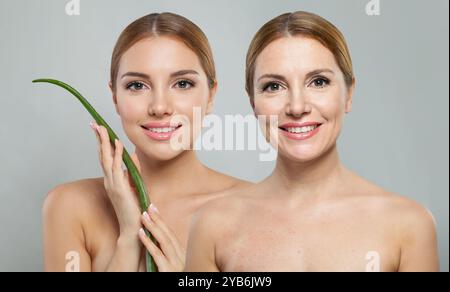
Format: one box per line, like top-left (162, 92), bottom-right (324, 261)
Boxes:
top-left (253, 36), bottom-right (354, 163)
top-left (112, 36), bottom-right (216, 161)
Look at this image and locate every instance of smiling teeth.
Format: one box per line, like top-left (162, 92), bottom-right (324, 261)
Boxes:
top-left (147, 127), bottom-right (177, 133)
top-left (286, 125), bottom-right (318, 133)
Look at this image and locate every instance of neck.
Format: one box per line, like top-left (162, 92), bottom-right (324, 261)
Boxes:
top-left (268, 144), bottom-right (347, 201)
top-left (135, 149), bottom-right (208, 202)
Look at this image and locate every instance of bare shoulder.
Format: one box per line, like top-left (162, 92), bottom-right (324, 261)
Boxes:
top-left (45, 177), bottom-right (106, 208)
top-left (352, 177), bottom-right (440, 271)
top-left (43, 177), bottom-right (113, 271)
top-left (348, 174), bottom-right (437, 239)
top-left (380, 192), bottom-right (437, 241)
top-left (185, 175), bottom-right (254, 272)
top-left (193, 168), bottom-right (254, 208)
top-left (43, 177), bottom-right (109, 224)
top-left (205, 168), bottom-right (254, 193)
top-left (192, 182), bottom-right (258, 232)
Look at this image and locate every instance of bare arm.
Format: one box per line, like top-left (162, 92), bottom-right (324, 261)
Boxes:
top-left (43, 186), bottom-right (92, 272)
top-left (105, 236), bottom-right (142, 272)
top-left (43, 184), bottom-right (142, 272)
top-left (398, 203), bottom-right (439, 272)
top-left (184, 208), bottom-right (220, 272)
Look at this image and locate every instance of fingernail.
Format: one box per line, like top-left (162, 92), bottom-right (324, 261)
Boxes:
top-left (149, 204), bottom-right (159, 214)
top-left (93, 122), bottom-right (100, 132)
top-left (139, 228), bottom-right (145, 236)
top-left (91, 122), bottom-right (100, 134)
top-left (143, 211), bottom-right (151, 222)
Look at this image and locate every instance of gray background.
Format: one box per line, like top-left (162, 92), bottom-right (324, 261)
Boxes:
top-left (0, 0), bottom-right (448, 272)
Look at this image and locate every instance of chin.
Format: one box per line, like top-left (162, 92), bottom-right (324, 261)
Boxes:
top-left (280, 146), bottom-right (324, 163)
top-left (144, 146), bottom-right (185, 162)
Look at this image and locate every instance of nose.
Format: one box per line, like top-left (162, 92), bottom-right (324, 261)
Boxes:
top-left (148, 89), bottom-right (174, 117)
top-left (285, 88), bottom-right (311, 118)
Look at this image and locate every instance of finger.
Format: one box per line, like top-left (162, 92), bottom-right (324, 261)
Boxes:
top-left (123, 168), bottom-right (141, 209)
top-left (126, 170), bottom-right (136, 192)
top-left (141, 211), bottom-right (179, 264)
top-left (127, 153), bottom-right (142, 191)
top-left (90, 122), bottom-right (103, 166)
top-left (90, 121), bottom-right (101, 144)
top-left (126, 171), bottom-right (140, 195)
top-left (98, 124), bottom-right (114, 178)
top-left (112, 139), bottom-right (125, 181)
top-left (138, 228), bottom-right (170, 271)
top-left (148, 205), bottom-right (185, 261)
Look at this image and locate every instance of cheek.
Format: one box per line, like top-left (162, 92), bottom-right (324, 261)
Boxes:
top-left (116, 95), bottom-right (147, 122)
top-left (314, 88), bottom-right (347, 121)
top-left (175, 88), bottom-right (210, 118)
top-left (174, 89), bottom-right (210, 144)
top-left (254, 96), bottom-right (285, 116)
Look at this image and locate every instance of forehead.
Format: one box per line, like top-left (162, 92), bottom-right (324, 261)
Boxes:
top-left (254, 36), bottom-right (339, 77)
top-left (118, 36), bottom-right (203, 75)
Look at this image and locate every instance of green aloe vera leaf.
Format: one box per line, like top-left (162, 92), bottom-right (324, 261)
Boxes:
top-left (33, 78), bottom-right (158, 272)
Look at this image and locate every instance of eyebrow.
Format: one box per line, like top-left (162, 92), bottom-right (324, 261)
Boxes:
top-left (120, 70), bottom-right (199, 80)
top-left (257, 74), bottom-right (287, 83)
top-left (170, 70), bottom-right (199, 78)
top-left (305, 69), bottom-right (335, 79)
top-left (121, 72), bottom-right (150, 80)
top-left (257, 69), bottom-right (335, 83)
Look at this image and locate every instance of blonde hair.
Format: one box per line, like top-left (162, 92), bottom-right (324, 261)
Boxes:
top-left (246, 11), bottom-right (355, 107)
top-left (110, 12), bottom-right (216, 91)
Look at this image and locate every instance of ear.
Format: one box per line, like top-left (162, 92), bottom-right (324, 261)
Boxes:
top-left (345, 79), bottom-right (355, 114)
top-left (206, 80), bottom-right (218, 115)
top-left (109, 81), bottom-right (120, 115)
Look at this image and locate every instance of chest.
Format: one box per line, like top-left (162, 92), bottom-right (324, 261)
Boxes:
top-left (217, 210), bottom-right (400, 272)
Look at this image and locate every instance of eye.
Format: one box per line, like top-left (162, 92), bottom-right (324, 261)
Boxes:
top-left (126, 81), bottom-right (147, 91)
top-left (174, 80), bottom-right (195, 89)
top-left (263, 82), bottom-right (284, 93)
top-left (309, 77), bottom-right (330, 89)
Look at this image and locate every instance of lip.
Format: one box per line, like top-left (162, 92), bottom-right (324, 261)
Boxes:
top-left (142, 121), bottom-right (182, 129)
top-left (279, 121), bottom-right (322, 128)
top-left (141, 122), bottom-right (183, 142)
top-left (279, 121), bottom-right (322, 141)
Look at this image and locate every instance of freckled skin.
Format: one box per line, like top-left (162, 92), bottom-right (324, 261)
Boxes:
top-left (185, 37), bottom-right (439, 272)
top-left (209, 177), bottom-right (404, 271)
top-left (187, 166), bottom-right (439, 272)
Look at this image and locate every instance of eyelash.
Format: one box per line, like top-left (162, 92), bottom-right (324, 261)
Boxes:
top-left (309, 76), bottom-right (330, 88)
top-left (262, 82), bottom-right (284, 93)
top-left (261, 76), bottom-right (331, 93)
top-left (174, 79), bottom-right (195, 90)
top-left (126, 81), bottom-right (147, 91)
top-left (125, 80), bottom-right (196, 92)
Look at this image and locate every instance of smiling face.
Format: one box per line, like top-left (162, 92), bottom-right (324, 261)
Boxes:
top-left (112, 36), bottom-right (216, 161)
top-left (253, 36), bottom-right (354, 163)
